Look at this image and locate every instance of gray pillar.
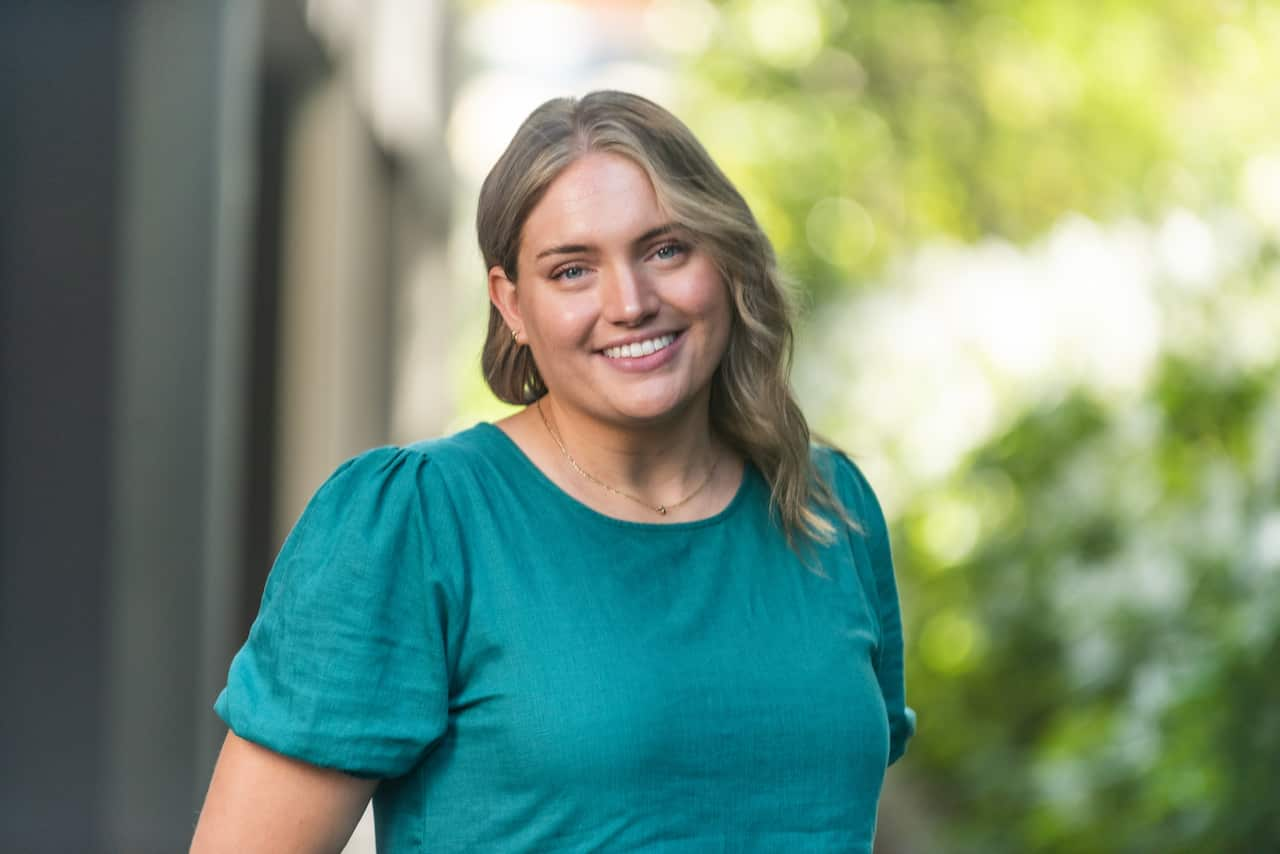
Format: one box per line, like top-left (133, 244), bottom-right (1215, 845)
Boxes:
top-left (0, 2), bottom-right (260, 851)
top-left (105, 1), bottom-right (259, 850)
top-left (0, 4), bottom-right (123, 851)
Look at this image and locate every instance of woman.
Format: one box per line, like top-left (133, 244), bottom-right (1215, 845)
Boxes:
top-left (192, 90), bottom-right (914, 853)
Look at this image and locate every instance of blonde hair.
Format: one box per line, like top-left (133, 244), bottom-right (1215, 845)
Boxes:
top-left (476, 90), bottom-right (852, 550)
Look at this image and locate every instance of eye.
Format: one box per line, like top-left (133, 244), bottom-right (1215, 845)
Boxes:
top-left (652, 241), bottom-right (687, 261)
top-left (552, 264), bottom-right (587, 281)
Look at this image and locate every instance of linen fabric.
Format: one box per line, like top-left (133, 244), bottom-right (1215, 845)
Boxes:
top-left (214, 423), bottom-right (915, 853)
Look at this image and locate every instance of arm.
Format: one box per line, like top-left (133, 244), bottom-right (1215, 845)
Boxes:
top-left (830, 448), bottom-right (917, 764)
top-left (190, 731), bottom-right (377, 854)
top-left (198, 448), bottom-right (448, 850)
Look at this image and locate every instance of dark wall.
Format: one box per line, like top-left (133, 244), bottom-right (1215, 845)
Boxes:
top-left (0, 4), bottom-right (122, 851)
top-left (1, 3), bottom-right (267, 851)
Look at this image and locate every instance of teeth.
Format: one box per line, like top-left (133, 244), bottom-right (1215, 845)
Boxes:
top-left (604, 333), bottom-right (676, 360)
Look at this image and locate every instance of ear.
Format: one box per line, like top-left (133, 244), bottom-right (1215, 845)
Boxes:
top-left (488, 265), bottom-right (523, 335)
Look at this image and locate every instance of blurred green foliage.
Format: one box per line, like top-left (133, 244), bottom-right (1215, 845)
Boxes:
top-left (680, 0), bottom-right (1278, 299)
top-left (897, 362), bottom-right (1280, 851)
top-left (677, 0), bottom-right (1280, 850)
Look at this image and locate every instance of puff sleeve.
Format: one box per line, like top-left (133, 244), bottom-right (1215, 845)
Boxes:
top-left (214, 446), bottom-right (451, 778)
top-left (833, 449), bottom-right (917, 766)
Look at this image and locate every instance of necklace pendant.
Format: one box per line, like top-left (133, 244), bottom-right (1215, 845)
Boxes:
top-left (657, 505), bottom-right (667, 515)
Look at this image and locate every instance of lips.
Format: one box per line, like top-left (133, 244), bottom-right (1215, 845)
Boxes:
top-left (601, 332), bottom-right (678, 360)
top-left (595, 329), bottom-right (686, 372)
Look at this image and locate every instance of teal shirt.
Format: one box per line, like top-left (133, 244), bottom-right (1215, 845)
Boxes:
top-left (215, 423), bottom-right (915, 852)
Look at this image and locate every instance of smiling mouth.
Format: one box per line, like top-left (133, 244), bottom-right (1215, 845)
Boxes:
top-left (600, 332), bottom-right (679, 360)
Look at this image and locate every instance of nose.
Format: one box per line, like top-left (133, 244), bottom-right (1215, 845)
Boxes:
top-left (600, 261), bottom-right (659, 326)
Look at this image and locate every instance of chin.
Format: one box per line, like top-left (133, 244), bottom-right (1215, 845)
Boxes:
top-left (607, 391), bottom-right (702, 425)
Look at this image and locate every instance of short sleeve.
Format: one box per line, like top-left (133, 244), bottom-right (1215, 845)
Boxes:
top-left (827, 448), bottom-right (917, 766)
top-left (214, 446), bottom-right (451, 778)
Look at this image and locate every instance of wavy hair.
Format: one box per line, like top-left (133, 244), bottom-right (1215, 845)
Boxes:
top-left (476, 90), bottom-right (853, 551)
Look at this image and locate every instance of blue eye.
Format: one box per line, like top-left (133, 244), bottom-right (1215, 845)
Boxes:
top-left (553, 265), bottom-right (586, 281)
top-left (654, 242), bottom-right (686, 260)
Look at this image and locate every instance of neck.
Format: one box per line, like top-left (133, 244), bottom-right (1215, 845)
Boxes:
top-left (536, 394), bottom-right (720, 500)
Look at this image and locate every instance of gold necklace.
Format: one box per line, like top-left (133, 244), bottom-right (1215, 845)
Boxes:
top-left (536, 397), bottom-right (719, 516)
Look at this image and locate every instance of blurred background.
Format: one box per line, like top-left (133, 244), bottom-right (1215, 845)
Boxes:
top-left (3, 0), bottom-right (1278, 852)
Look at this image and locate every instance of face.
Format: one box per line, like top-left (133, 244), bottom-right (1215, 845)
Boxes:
top-left (489, 152), bottom-right (732, 430)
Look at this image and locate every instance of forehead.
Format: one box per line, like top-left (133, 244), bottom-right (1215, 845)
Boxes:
top-left (521, 153), bottom-right (664, 251)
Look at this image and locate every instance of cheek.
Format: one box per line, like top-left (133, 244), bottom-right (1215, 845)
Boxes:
top-left (670, 260), bottom-right (731, 316)
top-left (526, 297), bottom-right (598, 347)
top-left (698, 275), bottom-right (734, 362)
top-left (690, 275), bottom-right (733, 337)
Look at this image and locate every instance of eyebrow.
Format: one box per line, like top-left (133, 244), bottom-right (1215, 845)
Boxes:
top-left (533, 224), bottom-right (677, 260)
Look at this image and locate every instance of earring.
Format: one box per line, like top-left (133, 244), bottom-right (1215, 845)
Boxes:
top-left (510, 328), bottom-right (521, 344)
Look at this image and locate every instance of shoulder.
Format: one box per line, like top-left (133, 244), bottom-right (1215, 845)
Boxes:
top-left (808, 442), bottom-right (884, 532)
top-left (323, 424), bottom-right (498, 490)
top-left (292, 424), bottom-right (505, 545)
top-left (399, 422), bottom-right (507, 474)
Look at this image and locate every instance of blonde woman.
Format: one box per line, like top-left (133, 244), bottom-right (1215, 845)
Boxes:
top-left (192, 90), bottom-right (914, 853)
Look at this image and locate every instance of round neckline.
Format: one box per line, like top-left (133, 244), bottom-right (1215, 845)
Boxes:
top-left (475, 421), bottom-right (758, 531)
